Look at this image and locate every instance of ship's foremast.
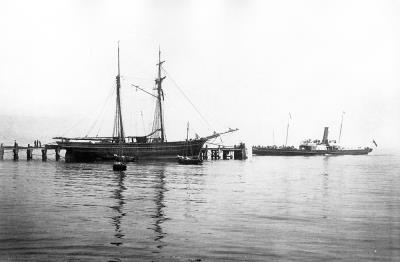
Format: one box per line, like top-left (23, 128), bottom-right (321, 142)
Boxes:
top-left (156, 48), bottom-right (166, 142)
top-left (113, 42), bottom-right (125, 142)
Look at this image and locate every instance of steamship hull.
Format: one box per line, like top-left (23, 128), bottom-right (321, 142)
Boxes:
top-left (252, 147), bottom-right (372, 156)
top-left (58, 139), bottom-right (207, 162)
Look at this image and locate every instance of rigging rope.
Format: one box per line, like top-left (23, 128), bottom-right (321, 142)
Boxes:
top-left (85, 87), bottom-right (115, 136)
top-left (96, 107), bottom-right (111, 137)
top-left (161, 67), bottom-right (213, 130)
top-left (61, 116), bottom-right (88, 137)
top-left (58, 82), bottom-right (115, 137)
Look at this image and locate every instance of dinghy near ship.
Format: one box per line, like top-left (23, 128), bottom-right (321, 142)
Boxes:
top-left (54, 44), bottom-right (237, 162)
top-left (177, 122), bottom-right (203, 165)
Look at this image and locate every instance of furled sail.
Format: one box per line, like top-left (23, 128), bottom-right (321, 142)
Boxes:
top-left (148, 48), bottom-right (166, 142)
top-left (149, 94), bottom-right (165, 142)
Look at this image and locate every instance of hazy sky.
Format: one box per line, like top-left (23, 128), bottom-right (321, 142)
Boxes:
top-left (0, 0), bottom-right (399, 149)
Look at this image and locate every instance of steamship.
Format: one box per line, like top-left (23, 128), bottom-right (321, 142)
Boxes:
top-left (252, 127), bottom-right (373, 156)
top-left (54, 45), bottom-right (237, 162)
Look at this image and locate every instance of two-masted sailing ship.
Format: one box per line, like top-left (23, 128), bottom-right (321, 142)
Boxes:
top-left (54, 45), bottom-right (237, 162)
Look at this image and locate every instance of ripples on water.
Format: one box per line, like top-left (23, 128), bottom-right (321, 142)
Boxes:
top-left (0, 153), bottom-right (399, 261)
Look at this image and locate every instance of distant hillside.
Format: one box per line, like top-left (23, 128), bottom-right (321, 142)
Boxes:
top-left (0, 115), bottom-right (77, 146)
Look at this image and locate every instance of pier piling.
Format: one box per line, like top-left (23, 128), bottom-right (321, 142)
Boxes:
top-left (55, 148), bottom-right (60, 161)
top-left (13, 141), bottom-right (19, 160)
top-left (201, 150), bottom-right (208, 160)
top-left (13, 148), bottom-right (19, 161)
top-left (211, 149), bottom-right (220, 160)
top-left (234, 143), bottom-right (247, 160)
top-left (26, 144), bottom-right (33, 160)
top-left (0, 142), bottom-right (63, 161)
top-left (201, 145), bottom-right (208, 160)
top-left (0, 143), bottom-right (3, 160)
top-left (222, 150), bottom-right (230, 160)
top-left (41, 148), bottom-right (47, 161)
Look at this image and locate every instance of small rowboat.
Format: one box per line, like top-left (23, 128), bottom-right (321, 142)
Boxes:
top-left (113, 161), bottom-right (127, 171)
top-left (177, 155), bottom-right (203, 165)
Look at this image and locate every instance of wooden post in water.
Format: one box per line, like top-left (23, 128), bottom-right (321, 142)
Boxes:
top-left (242, 143), bottom-right (247, 159)
top-left (201, 148), bottom-right (208, 160)
top-left (0, 143), bottom-right (4, 160)
top-left (26, 144), bottom-right (33, 160)
top-left (236, 143), bottom-right (247, 160)
top-left (13, 142), bottom-right (19, 161)
top-left (55, 148), bottom-right (60, 161)
top-left (222, 150), bottom-right (229, 160)
top-left (233, 149), bottom-right (240, 160)
top-left (211, 150), bottom-right (215, 160)
top-left (41, 148), bottom-right (47, 161)
top-left (211, 149), bottom-right (220, 160)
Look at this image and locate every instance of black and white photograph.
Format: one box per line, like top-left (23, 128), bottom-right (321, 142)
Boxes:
top-left (0, 0), bottom-right (399, 261)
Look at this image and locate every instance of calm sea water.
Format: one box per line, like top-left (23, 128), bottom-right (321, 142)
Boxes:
top-left (0, 152), bottom-right (399, 261)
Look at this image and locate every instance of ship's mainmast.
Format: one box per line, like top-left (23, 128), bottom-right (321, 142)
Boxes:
top-left (156, 48), bottom-right (166, 142)
top-left (113, 42), bottom-right (125, 142)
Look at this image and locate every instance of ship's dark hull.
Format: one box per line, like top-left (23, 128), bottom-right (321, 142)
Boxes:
top-left (58, 139), bottom-right (207, 162)
top-left (252, 147), bottom-right (373, 156)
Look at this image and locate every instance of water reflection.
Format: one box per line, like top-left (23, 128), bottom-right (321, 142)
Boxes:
top-left (322, 156), bottom-right (330, 176)
top-left (152, 165), bottom-right (168, 250)
top-left (321, 157), bottom-right (330, 218)
top-left (110, 172), bottom-right (126, 246)
top-left (1, 155), bottom-right (399, 261)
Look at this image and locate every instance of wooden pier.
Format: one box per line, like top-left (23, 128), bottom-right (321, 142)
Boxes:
top-left (0, 141), bottom-right (247, 161)
top-left (0, 142), bottom-right (61, 161)
top-left (200, 143), bottom-right (247, 160)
